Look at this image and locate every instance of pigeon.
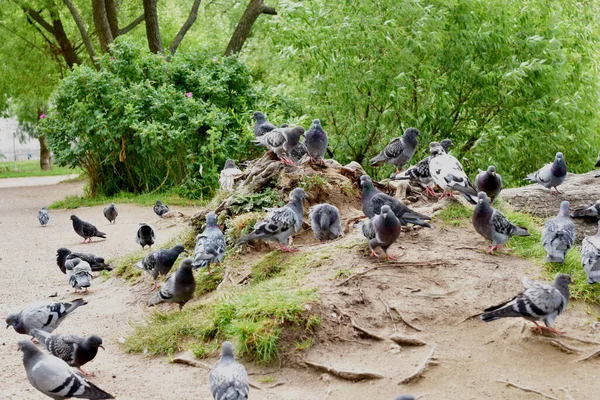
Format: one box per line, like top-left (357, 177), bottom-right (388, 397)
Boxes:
top-left (253, 126), bottom-right (305, 165)
top-left (428, 142), bottom-right (477, 204)
top-left (102, 203), bottom-right (118, 224)
top-left (475, 166), bottom-right (503, 203)
top-left (309, 203), bottom-right (343, 241)
top-left (596, 151), bottom-right (600, 168)
top-left (56, 248), bottom-right (112, 274)
top-left (70, 215), bottom-right (106, 243)
top-left (394, 397), bottom-right (415, 400)
top-left (480, 273), bottom-right (573, 335)
top-left (571, 200), bottom-right (600, 219)
top-left (238, 188), bottom-right (307, 252)
top-left (136, 223), bottom-right (155, 249)
top-left (149, 258), bottom-right (196, 310)
top-left (65, 258), bottom-right (94, 293)
top-left (542, 201), bottom-right (576, 263)
top-left (581, 221), bottom-right (600, 284)
top-left (6, 299), bottom-right (87, 335)
top-left (360, 175), bottom-right (431, 227)
top-left (525, 152), bottom-right (567, 195)
top-left (305, 119), bottom-right (328, 164)
top-left (361, 205), bottom-right (402, 260)
top-left (219, 159), bottom-right (243, 193)
top-left (30, 329), bottom-right (104, 372)
top-left (370, 128), bottom-right (420, 173)
top-left (251, 111), bottom-right (277, 137)
top-left (153, 200), bottom-right (170, 217)
top-left (472, 192), bottom-right (530, 254)
top-left (136, 244), bottom-right (187, 289)
top-left (290, 141), bottom-right (307, 163)
top-left (192, 212), bottom-right (225, 272)
top-left (38, 206), bottom-right (50, 226)
top-left (18, 340), bottom-right (114, 399)
top-left (209, 341), bottom-right (249, 400)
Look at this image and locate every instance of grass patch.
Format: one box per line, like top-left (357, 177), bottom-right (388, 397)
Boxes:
top-left (334, 269), bottom-right (353, 279)
top-left (50, 189), bottom-right (205, 210)
top-left (225, 212), bottom-right (266, 244)
top-left (194, 266), bottom-right (225, 297)
top-left (0, 160), bottom-right (82, 179)
top-left (434, 201), bottom-right (473, 227)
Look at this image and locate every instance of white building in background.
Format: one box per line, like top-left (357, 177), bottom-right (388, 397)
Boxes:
top-left (0, 117), bottom-right (40, 161)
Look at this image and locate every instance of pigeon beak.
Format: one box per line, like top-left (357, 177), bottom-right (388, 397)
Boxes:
top-left (6, 324), bottom-right (9, 329)
top-left (99, 345), bottom-right (105, 350)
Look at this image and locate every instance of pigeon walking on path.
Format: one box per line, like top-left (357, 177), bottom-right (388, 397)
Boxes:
top-left (309, 203), bottom-right (343, 241)
top-left (472, 192), bottom-right (530, 254)
top-left (571, 200), bottom-right (600, 219)
top-left (136, 223), bottom-right (155, 249)
top-left (370, 128), bottom-right (420, 174)
top-left (65, 258), bottom-right (94, 293)
top-left (6, 299), bottom-right (87, 335)
top-left (192, 212), bottom-right (225, 273)
top-left (361, 205), bottom-right (402, 260)
top-left (149, 258), bottom-right (196, 310)
top-left (542, 201), bottom-right (575, 263)
top-left (480, 273), bottom-right (573, 335)
top-left (103, 203), bottom-right (118, 224)
top-left (18, 340), bottom-right (114, 399)
top-left (209, 341), bottom-right (249, 400)
top-left (136, 244), bottom-right (187, 289)
top-left (252, 111), bottom-right (277, 137)
top-left (153, 200), bottom-right (170, 217)
top-left (475, 166), bottom-right (503, 203)
top-left (525, 152), bottom-right (567, 195)
top-left (70, 216), bottom-right (106, 243)
top-left (581, 221), bottom-right (600, 284)
top-left (429, 142), bottom-right (477, 204)
top-left (305, 119), bottom-right (328, 164)
top-left (56, 248), bottom-right (111, 274)
top-left (38, 206), bottom-right (50, 226)
top-left (30, 329), bottom-right (104, 372)
top-left (219, 160), bottom-right (243, 193)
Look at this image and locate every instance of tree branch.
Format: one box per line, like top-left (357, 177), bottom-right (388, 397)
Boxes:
top-left (62, 0), bottom-right (98, 69)
top-left (224, 0), bottom-right (277, 56)
top-left (23, 7), bottom-right (55, 34)
top-left (169, 0), bottom-right (202, 56)
top-left (119, 14), bottom-right (145, 36)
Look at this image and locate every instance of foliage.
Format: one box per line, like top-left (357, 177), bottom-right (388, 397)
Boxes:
top-left (0, 160), bottom-right (81, 179)
top-left (227, 187), bottom-right (284, 215)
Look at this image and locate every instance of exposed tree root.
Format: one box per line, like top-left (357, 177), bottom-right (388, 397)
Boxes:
top-left (397, 345), bottom-right (437, 385)
top-left (539, 338), bottom-right (583, 354)
top-left (577, 348), bottom-right (600, 362)
top-left (390, 306), bottom-right (423, 332)
top-left (333, 305), bottom-right (384, 341)
top-left (494, 380), bottom-right (559, 400)
top-left (389, 334), bottom-right (426, 346)
top-left (303, 360), bottom-right (385, 381)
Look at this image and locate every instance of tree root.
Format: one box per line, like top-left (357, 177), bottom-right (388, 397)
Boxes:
top-left (390, 306), bottom-right (423, 332)
top-left (337, 261), bottom-right (445, 287)
top-left (539, 338), bottom-right (583, 354)
top-left (494, 380), bottom-right (559, 400)
top-left (389, 334), bottom-right (426, 346)
top-left (303, 360), bottom-right (384, 381)
top-left (397, 345), bottom-right (437, 385)
top-left (333, 305), bottom-right (384, 341)
top-left (577, 348), bottom-right (600, 362)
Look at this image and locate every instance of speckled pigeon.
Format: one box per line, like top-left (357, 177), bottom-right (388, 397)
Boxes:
top-left (253, 126), bottom-right (304, 165)
top-left (525, 152), bottom-right (567, 195)
top-left (56, 248), bottom-right (111, 274)
top-left (480, 273), bottom-right (572, 335)
top-left (305, 119), bottom-right (328, 164)
top-left (18, 340), bottom-right (114, 399)
top-left (136, 244), bottom-right (187, 289)
top-left (219, 160), bottom-right (243, 193)
top-left (192, 212), bottom-right (225, 272)
top-left (571, 200), bottom-right (600, 219)
top-left (153, 200), bottom-right (170, 217)
top-left (290, 141), bottom-right (307, 163)
top-left (103, 203), bottom-right (118, 224)
top-left (70, 215), bottom-right (106, 243)
top-left (6, 299), bottom-right (87, 335)
top-left (30, 329), bottom-right (104, 372)
top-left (309, 203), bottom-right (343, 241)
top-left (370, 128), bottom-right (419, 173)
top-left (209, 341), bottom-right (249, 400)
top-left (475, 166), bottom-right (503, 203)
top-left (136, 223), bottom-right (155, 249)
top-left (472, 192), bottom-right (530, 254)
top-left (361, 205), bottom-right (402, 260)
top-left (581, 221), bottom-right (600, 284)
top-left (428, 142), bottom-right (477, 204)
top-left (38, 206), bottom-right (50, 226)
top-left (542, 201), bottom-right (575, 263)
top-left (149, 258), bottom-right (196, 310)
top-left (251, 111), bottom-right (276, 137)
top-left (65, 258), bottom-right (94, 293)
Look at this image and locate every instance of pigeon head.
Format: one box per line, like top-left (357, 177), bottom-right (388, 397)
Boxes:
top-left (224, 159), bottom-right (237, 169)
top-left (554, 273), bottom-right (573, 286)
top-left (6, 313), bottom-right (19, 330)
top-left (156, 200), bottom-right (164, 206)
top-left (280, 123), bottom-right (289, 128)
top-left (558, 201), bottom-right (570, 217)
top-left (86, 335), bottom-right (105, 350)
top-left (487, 165), bottom-right (496, 175)
top-left (477, 191), bottom-right (490, 205)
top-left (69, 215), bottom-right (79, 221)
top-left (404, 128), bottom-right (420, 138)
top-left (171, 244), bottom-right (187, 255)
top-left (311, 119), bottom-right (322, 129)
top-left (555, 152), bottom-right (564, 161)
top-left (380, 205), bottom-right (392, 218)
top-left (220, 341), bottom-right (235, 361)
top-left (428, 141), bottom-right (444, 156)
top-left (360, 175), bottom-right (372, 187)
top-left (206, 212), bottom-right (218, 227)
top-left (251, 111), bottom-right (265, 121)
top-left (41, 206), bottom-right (47, 210)
top-left (179, 258), bottom-right (194, 271)
top-left (57, 248), bottom-right (71, 258)
top-left (290, 188), bottom-right (307, 201)
top-left (440, 139), bottom-right (453, 152)
top-left (18, 339), bottom-right (40, 357)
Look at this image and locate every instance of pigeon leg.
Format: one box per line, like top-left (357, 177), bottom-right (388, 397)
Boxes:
top-left (77, 367), bottom-right (93, 377)
top-left (81, 239), bottom-right (87, 244)
top-left (386, 253), bottom-right (397, 261)
top-left (531, 321), bottom-right (544, 335)
top-left (152, 282), bottom-right (158, 290)
top-left (425, 187), bottom-right (436, 196)
top-left (487, 245), bottom-right (496, 254)
top-left (543, 326), bottom-right (564, 335)
top-left (370, 249), bottom-right (379, 257)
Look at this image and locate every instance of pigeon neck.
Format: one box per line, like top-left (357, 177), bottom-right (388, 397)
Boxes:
top-left (553, 281), bottom-right (570, 303)
top-left (361, 182), bottom-right (375, 202)
top-left (288, 196), bottom-right (304, 213)
top-left (473, 202), bottom-right (492, 218)
top-left (404, 133), bottom-right (418, 148)
top-left (552, 159), bottom-right (566, 176)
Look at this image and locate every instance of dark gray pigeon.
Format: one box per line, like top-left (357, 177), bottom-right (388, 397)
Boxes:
top-left (251, 111), bottom-right (277, 137)
top-left (362, 205), bottom-right (402, 260)
top-left (18, 340), bottom-right (114, 399)
top-left (209, 341), bottom-right (249, 400)
top-left (394, 397), bottom-right (415, 400)
top-left (38, 206), bottom-right (50, 226)
top-left (472, 192), bottom-right (530, 254)
top-left (360, 175), bottom-right (431, 228)
top-left (571, 200), bottom-right (600, 219)
top-left (56, 248), bottom-right (112, 274)
top-left (305, 119), bottom-right (328, 164)
top-left (595, 151), bottom-right (600, 168)
top-left (219, 159), bottom-right (243, 193)
top-left (309, 203), bottom-right (343, 241)
top-left (290, 141), bottom-right (307, 164)
top-left (475, 166), bottom-right (502, 203)
top-left (65, 258), bottom-right (93, 293)
top-left (581, 221), bottom-right (600, 284)
top-left (153, 200), bottom-right (170, 217)
top-left (6, 299), bottom-right (87, 335)
top-left (102, 203), bottom-right (118, 224)
top-left (30, 329), bottom-right (104, 372)
top-left (429, 142), bottom-right (477, 204)
top-left (136, 223), bottom-right (155, 249)
top-left (525, 152), bottom-right (567, 195)
top-left (238, 188), bottom-right (307, 251)
top-left (136, 244), bottom-right (187, 289)
top-left (149, 258), bottom-right (196, 310)
top-left (480, 273), bottom-right (572, 335)
top-left (192, 212), bottom-right (225, 272)
top-left (370, 128), bottom-right (419, 173)
top-left (70, 215), bottom-right (106, 243)
top-left (542, 201), bottom-right (575, 263)
top-left (253, 127), bottom-right (304, 165)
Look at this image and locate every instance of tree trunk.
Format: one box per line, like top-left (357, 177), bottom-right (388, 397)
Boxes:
top-left (92, 0), bottom-right (114, 53)
top-left (143, 0), bottom-right (163, 54)
top-left (39, 135), bottom-right (51, 171)
top-left (62, 0), bottom-right (98, 69)
top-left (105, 0), bottom-right (120, 37)
top-left (169, 0), bottom-right (202, 56)
top-left (224, 0), bottom-right (276, 56)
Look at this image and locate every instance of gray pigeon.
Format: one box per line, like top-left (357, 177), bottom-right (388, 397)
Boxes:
top-left (542, 201), bottom-right (575, 263)
top-left (6, 299), bottom-right (87, 335)
top-left (525, 152), bottom-right (567, 195)
top-left (581, 221), bottom-right (600, 284)
top-left (153, 200), bottom-right (170, 217)
top-left (238, 188), bottom-right (307, 251)
top-left (475, 166), bottom-right (503, 203)
top-left (38, 206), bottom-right (50, 226)
top-left (103, 203), bottom-right (118, 224)
top-left (596, 151), bottom-right (600, 168)
top-left (571, 200), bottom-right (600, 219)
top-left (30, 329), bottom-right (104, 372)
top-left (18, 340), bottom-right (114, 399)
top-left (290, 141), bottom-right (307, 163)
top-left (65, 258), bottom-right (94, 293)
top-left (219, 160), bottom-right (243, 193)
top-left (136, 244), bottom-right (187, 289)
top-left (305, 119), bottom-right (328, 164)
top-left (253, 127), bottom-right (304, 165)
top-left (209, 341), bottom-right (249, 400)
top-left (192, 212), bottom-right (225, 272)
top-left (309, 203), bottom-right (343, 241)
top-left (70, 215), bottom-right (106, 243)
top-left (361, 205), bottom-right (402, 260)
top-left (56, 248), bottom-right (111, 274)
top-left (136, 223), bottom-right (155, 249)
top-left (429, 142), bottom-right (477, 204)
top-left (480, 273), bottom-right (573, 335)
top-left (472, 192), bottom-right (530, 254)
top-left (251, 111), bottom-right (276, 137)
top-left (149, 258), bottom-right (196, 310)
top-left (370, 128), bottom-right (419, 173)
top-left (395, 397), bottom-right (415, 400)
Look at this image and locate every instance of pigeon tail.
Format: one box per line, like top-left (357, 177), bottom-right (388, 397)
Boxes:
top-left (480, 304), bottom-right (522, 322)
top-left (81, 381), bottom-right (115, 399)
top-left (94, 230), bottom-right (106, 238)
top-left (29, 328), bottom-right (51, 344)
top-left (401, 218), bottom-right (431, 228)
top-left (460, 192), bottom-right (477, 205)
top-left (545, 253), bottom-right (566, 263)
top-left (369, 154), bottom-right (386, 167)
top-left (512, 226), bottom-right (530, 236)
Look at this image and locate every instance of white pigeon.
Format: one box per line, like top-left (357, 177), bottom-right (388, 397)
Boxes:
top-left (219, 160), bottom-right (243, 192)
top-left (582, 221), bottom-right (600, 284)
top-left (428, 141), bottom-right (477, 204)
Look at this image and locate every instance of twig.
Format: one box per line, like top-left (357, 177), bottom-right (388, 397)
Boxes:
top-left (453, 312), bottom-right (482, 326)
top-left (267, 382), bottom-right (286, 389)
top-left (336, 265), bottom-right (385, 287)
top-left (332, 335), bottom-right (370, 346)
top-left (493, 380), bottom-right (559, 400)
top-left (397, 345), bottom-right (437, 385)
top-left (411, 290), bottom-right (457, 299)
top-left (537, 331), bottom-right (600, 345)
top-left (390, 306), bottom-right (423, 332)
top-left (171, 356), bottom-right (212, 370)
top-left (303, 360), bottom-right (384, 381)
top-left (539, 338), bottom-right (583, 354)
top-left (577, 348), bottom-right (600, 362)
top-left (561, 387), bottom-right (575, 400)
top-left (333, 305), bottom-right (384, 341)
top-left (389, 334), bottom-right (426, 346)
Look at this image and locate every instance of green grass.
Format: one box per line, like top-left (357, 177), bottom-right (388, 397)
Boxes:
top-left (0, 160), bottom-right (82, 179)
top-left (434, 201), bottom-right (473, 227)
top-left (50, 189), bottom-right (205, 210)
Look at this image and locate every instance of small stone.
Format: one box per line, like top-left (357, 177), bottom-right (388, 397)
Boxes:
top-left (118, 337), bottom-right (126, 344)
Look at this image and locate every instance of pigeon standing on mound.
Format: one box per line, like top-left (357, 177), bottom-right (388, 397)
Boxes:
top-left (480, 273), bottom-right (572, 335)
top-left (209, 341), bottom-right (249, 400)
top-left (6, 299), bottom-right (87, 335)
top-left (571, 200), bottom-right (600, 219)
top-left (360, 175), bottom-right (431, 227)
top-left (475, 166), bottom-right (503, 203)
top-left (149, 258), bottom-right (196, 310)
top-left (153, 200), bottom-right (170, 217)
top-left (596, 151), bottom-right (600, 168)
top-left (56, 248), bottom-right (112, 274)
top-left (253, 126), bottom-right (304, 166)
top-left (525, 152), bottom-right (567, 195)
top-left (472, 192), bottom-right (530, 254)
top-left (251, 111), bottom-right (277, 137)
top-left (136, 223), bottom-right (155, 249)
top-left (542, 201), bottom-right (575, 263)
top-left (65, 258), bottom-right (94, 293)
top-left (370, 128), bottom-right (420, 174)
top-left (219, 160), bottom-right (244, 193)
top-left (38, 206), bottom-right (50, 226)
top-left (192, 212), bottom-right (225, 273)
top-left (238, 188), bottom-right (307, 252)
top-left (290, 141), bottom-right (308, 164)
top-left (581, 221), bottom-right (600, 284)
top-left (428, 142), bottom-right (477, 204)
top-left (305, 119), bottom-right (328, 164)
top-left (18, 340), bottom-right (114, 399)
top-left (30, 329), bottom-right (104, 372)
top-left (309, 203), bottom-right (343, 241)
top-left (103, 203), bottom-right (118, 224)
top-left (361, 205), bottom-right (402, 260)
top-left (70, 215), bottom-right (106, 243)
top-left (136, 244), bottom-right (187, 289)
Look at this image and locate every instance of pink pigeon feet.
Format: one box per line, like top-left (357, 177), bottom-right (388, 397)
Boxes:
top-left (370, 250), bottom-right (378, 257)
top-left (487, 244), bottom-right (501, 254)
top-left (386, 253), bottom-right (397, 261)
top-left (152, 283), bottom-right (158, 291)
top-left (550, 188), bottom-right (561, 195)
top-left (278, 244), bottom-right (297, 252)
top-left (438, 191), bottom-right (453, 200)
top-left (425, 187), bottom-right (436, 196)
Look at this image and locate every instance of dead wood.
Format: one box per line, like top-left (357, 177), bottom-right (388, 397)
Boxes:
top-left (577, 348), bottom-right (600, 362)
top-left (333, 305), bottom-right (385, 341)
top-left (303, 360), bottom-right (385, 381)
top-left (389, 334), bottom-right (427, 346)
top-left (494, 380), bottom-right (559, 400)
top-left (539, 338), bottom-right (583, 354)
top-left (390, 306), bottom-right (423, 332)
top-left (397, 345), bottom-right (437, 385)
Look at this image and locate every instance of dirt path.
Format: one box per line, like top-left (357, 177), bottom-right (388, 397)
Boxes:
top-left (0, 174), bottom-right (80, 189)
